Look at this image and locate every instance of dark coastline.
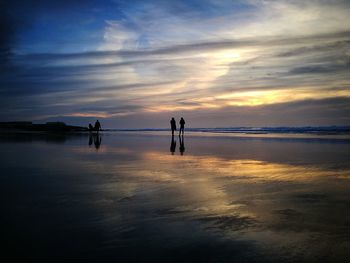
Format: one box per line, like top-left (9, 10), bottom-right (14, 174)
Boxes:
top-left (0, 121), bottom-right (88, 133)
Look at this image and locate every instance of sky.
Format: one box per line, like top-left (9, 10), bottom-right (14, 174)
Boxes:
top-left (1, 0), bottom-right (350, 128)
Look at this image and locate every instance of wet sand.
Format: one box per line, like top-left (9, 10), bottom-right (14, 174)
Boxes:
top-left (1, 131), bottom-right (349, 262)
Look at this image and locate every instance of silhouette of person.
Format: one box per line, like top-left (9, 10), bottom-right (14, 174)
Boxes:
top-left (170, 135), bottom-right (176, 155)
top-left (179, 134), bottom-right (185, 155)
top-left (88, 123), bottom-right (94, 132)
top-left (93, 134), bottom-right (102, 149)
top-left (94, 120), bottom-right (101, 132)
top-left (179, 117), bottom-right (185, 135)
top-left (170, 117), bottom-right (176, 135)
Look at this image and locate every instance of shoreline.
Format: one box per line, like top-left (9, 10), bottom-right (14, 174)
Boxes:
top-left (1, 129), bottom-right (350, 141)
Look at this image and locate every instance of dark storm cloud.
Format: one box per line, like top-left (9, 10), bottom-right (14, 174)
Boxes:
top-left (0, 72), bottom-right (175, 97)
top-left (15, 30), bottom-right (350, 62)
top-left (267, 96), bottom-right (350, 111)
top-left (77, 104), bottom-right (141, 112)
top-left (14, 58), bottom-right (193, 76)
top-left (14, 40), bottom-right (255, 61)
top-left (276, 40), bottom-right (350, 57)
top-left (87, 81), bottom-right (176, 93)
top-left (289, 63), bottom-right (350, 75)
top-left (68, 103), bottom-right (146, 117)
top-left (0, 79), bottom-right (90, 97)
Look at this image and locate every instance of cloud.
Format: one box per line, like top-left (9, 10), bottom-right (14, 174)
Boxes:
top-left (276, 40), bottom-right (350, 57)
top-left (1, 0), bottom-right (350, 126)
top-left (289, 63), bottom-right (350, 75)
top-left (70, 96), bottom-right (350, 128)
top-left (12, 30), bottom-right (350, 63)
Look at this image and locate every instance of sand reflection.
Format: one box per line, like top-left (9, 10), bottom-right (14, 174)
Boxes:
top-left (2, 132), bottom-right (349, 262)
top-left (102, 148), bottom-right (350, 242)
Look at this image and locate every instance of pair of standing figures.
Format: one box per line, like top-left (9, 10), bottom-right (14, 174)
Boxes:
top-left (88, 120), bottom-right (101, 132)
top-left (170, 117), bottom-right (185, 135)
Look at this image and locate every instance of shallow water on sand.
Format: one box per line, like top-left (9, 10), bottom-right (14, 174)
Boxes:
top-left (1, 132), bottom-right (350, 262)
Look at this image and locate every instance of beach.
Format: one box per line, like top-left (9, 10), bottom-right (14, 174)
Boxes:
top-left (1, 131), bottom-right (350, 262)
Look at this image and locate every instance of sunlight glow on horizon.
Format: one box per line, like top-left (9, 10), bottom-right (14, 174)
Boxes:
top-left (1, 0), bottom-right (350, 127)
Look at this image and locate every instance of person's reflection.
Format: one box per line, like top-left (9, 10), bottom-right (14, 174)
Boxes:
top-left (89, 134), bottom-right (93, 147)
top-left (94, 134), bottom-right (102, 149)
top-left (170, 135), bottom-right (176, 155)
top-left (89, 134), bottom-right (102, 150)
top-left (179, 134), bottom-right (185, 155)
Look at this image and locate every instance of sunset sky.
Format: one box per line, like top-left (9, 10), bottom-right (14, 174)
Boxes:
top-left (1, 0), bottom-right (350, 128)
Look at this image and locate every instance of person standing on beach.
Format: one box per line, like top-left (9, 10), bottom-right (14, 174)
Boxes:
top-left (179, 117), bottom-right (185, 135)
top-left (170, 117), bottom-right (176, 135)
top-left (94, 120), bottom-right (101, 132)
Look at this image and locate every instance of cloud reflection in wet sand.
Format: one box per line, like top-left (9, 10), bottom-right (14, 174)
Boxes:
top-left (1, 133), bottom-right (350, 262)
top-left (79, 136), bottom-right (350, 261)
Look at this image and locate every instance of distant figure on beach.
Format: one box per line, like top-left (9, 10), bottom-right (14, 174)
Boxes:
top-left (170, 117), bottom-right (177, 135)
top-left (179, 134), bottom-right (185, 155)
top-left (170, 135), bottom-right (176, 155)
top-left (179, 117), bottom-right (185, 135)
top-left (88, 123), bottom-right (94, 131)
top-left (94, 120), bottom-right (101, 132)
